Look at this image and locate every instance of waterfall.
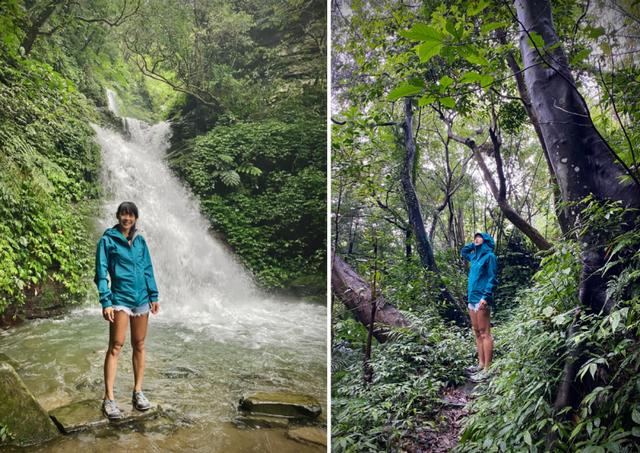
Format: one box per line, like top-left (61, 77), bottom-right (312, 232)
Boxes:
top-left (92, 90), bottom-right (325, 349)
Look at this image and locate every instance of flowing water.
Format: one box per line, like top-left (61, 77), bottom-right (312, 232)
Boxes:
top-left (0, 91), bottom-right (327, 451)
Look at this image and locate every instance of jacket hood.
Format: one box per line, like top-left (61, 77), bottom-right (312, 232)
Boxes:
top-left (474, 232), bottom-right (495, 255)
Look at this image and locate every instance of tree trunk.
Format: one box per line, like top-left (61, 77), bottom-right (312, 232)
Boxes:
top-left (22, 1), bottom-right (61, 55)
top-left (516, 0), bottom-right (640, 313)
top-left (516, 0), bottom-right (640, 445)
top-left (401, 99), bottom-right (466, 318)
top-left (400, 98), bottom-right (437, 270)
top-left (331, 255), bottom-right (409, 343)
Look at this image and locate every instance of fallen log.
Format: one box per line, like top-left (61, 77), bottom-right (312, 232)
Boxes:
top-left (332, 254), bottom-right (409, 342)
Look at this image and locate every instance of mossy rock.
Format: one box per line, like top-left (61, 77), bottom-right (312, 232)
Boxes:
top-left (238, 392), bottom-right (321, 420)
top-left (0, 362), bottom-right (60, 446)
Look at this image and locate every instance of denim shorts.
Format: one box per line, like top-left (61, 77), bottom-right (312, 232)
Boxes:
top-left (112, 303), bottom-right (150, 317)
top-left (468, 302), bottom-right (490, 312)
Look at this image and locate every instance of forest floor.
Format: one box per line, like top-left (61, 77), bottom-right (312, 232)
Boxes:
top-left (399, 379), bottom-right (478, 452)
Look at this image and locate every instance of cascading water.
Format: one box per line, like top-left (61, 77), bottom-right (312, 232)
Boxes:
top-left (0, 90), bottom-right (326, 452)
top-left (94, 90), bottom-right (324, 350)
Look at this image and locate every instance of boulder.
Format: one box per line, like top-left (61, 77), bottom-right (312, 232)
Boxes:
top-left (287, 426), bottom-right (327, 447)
top-left (238, 392), bottom-right (322, 420)
top-left (49, 399), bottom-right (161, 434)
top-left (0, 362), bottom-right (60, 446)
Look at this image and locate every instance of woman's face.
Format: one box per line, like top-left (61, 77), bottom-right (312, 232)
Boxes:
top-left (117, 212), bottom-right (136, 230)
top-left (474, 235), bottom-right (484, 246)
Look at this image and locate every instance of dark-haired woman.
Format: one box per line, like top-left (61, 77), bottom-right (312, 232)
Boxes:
top-left (460, 232), bottom-right (498, 382)
top-left (94, 201), bottom-right (160, 419)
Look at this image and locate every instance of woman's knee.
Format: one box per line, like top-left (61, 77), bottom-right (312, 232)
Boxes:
top-left (108, 340), bottom-right (124, 356)
top-left (131, 338), bottom-right (145, 353)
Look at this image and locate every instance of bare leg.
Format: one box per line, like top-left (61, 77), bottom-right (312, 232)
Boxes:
top-left (477, 306), bottom-right (493, 369)
top-left (469, 309), bottom-right (485, 368)
top-left (104, 310), bottom-right (129, 400)
top-left (130, 312), bottom-right (149, 392)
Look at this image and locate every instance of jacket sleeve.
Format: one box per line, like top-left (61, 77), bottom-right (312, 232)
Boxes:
top-left (142, 238), bottom-right (159, 302)
top-left (460, 242), bottom-right (475, 261)
top-left (482, 254), bottom-right (498, 299)
top-left (94, 237), bottom-right (113, 308)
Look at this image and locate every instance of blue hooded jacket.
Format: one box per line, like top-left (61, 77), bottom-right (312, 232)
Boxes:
top-left (94, 225), bottom-right (159, 309)
top-left (460, 232), bottom-right (498, 306)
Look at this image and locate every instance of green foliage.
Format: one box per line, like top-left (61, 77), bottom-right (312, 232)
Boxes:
top-left (458, 240), bottom-right (582, 452)
top-left (169, 119), bottom-right (326, 289)
top-left (332, 309), bottom-right (473, 452)
top-left (0, 34), bottom-right (100, 315)
top-left (459, 200), bottom-right (640, 452)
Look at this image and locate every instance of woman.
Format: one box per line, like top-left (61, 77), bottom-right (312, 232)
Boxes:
top-left (94, 201), bottom-right (160, 419)
top-left (460, 232), bottom-right (498, 382)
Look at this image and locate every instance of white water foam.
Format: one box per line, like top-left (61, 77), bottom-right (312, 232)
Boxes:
top-left (89, 90), bottom-right (325, 351)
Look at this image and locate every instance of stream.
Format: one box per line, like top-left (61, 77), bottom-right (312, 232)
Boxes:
top-left (0, 91), bottom-right (327, 451)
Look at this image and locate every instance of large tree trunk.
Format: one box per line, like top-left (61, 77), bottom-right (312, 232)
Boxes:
top-left (516, 0), bottom-right (640, 313)
top-left (332, 255), bottom-right (409, 343)
top-left (516, 0), bottom-right (640, 446)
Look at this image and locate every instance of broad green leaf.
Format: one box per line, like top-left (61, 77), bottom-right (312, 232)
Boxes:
top-left (481, 21), bottom-right (507, 34)
top-left (479, 74), bottom-right (494, 88)
top-left (571, 48), bottom-right (591, 65)
top-left (523, 431), bottom-right (532, 446)
top-left (527, 31), bottom-right (545, 49)
top-left (468, 0), bottom-right (490, 16)
top-left (445, 19), bottom-right (463, 40)
top-left (400, 23), bottom-right (444, 42)
top-left (388, 82), bottom-right (424, 101)
top-left (439, 97), bottom-right (456, 108)
top-left (417, 42), bottom-right (443, 62)
top-left (459, 71), bottom-right (482, 84)
top-left (439, 75), bottom-right (454, 89)
top-left (418, 95), bottom-right (436, 106)
top-left (464, 52), bottom-right (490, 66)
top-left (632, 408), bottom-right (640, 424)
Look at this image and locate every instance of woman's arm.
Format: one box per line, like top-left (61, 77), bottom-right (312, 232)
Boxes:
top-left (94, 237), bottom-right (113, 308)
top-left (460, 242), bottom-right (475, 261)
top-left (142, 238), bottom-right (159, 302)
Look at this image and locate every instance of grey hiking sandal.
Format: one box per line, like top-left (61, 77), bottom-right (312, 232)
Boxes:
top-left (132, 391), bottom-right (151, 411)
top-left (102, 399), bottom-right (124, 419)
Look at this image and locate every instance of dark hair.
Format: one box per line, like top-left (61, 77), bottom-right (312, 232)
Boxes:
top-left (116, 201), bottom-right (139, 240)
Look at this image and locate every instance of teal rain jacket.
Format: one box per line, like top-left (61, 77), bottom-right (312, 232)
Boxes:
top-left (94, 225), bottom-right (159, 309)
top-left (460, 232), bottom-right (498, 306)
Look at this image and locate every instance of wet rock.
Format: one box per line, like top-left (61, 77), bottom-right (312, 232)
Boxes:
top-left (234, 414), bottom-right (290, 429)
top-left (161, 366), bottom-right (201, 379)
top-left (287, 426), bottom-right (327, 447)
top-left (0, 362), bottom-right (60, 446)
top-left (238, 392), bottom-right (321, 420)
top-left (0, 353), bottom-right (19, 369)
top-left (49, 399), bottom-right (161, 434)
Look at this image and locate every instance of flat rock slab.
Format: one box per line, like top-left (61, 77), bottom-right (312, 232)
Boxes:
top-left (0, 362), bottom-right (60, 446)
top-left (238, 392), bottom-right (322, 420)
top-left (234, 414), bottom-right (290, 429)
top-left (287, 426), bottom-right (327, 447)
top-left (49, 399), bottom-right (161, 434)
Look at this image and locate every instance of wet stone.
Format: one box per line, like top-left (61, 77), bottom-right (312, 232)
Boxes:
top-left (287, 426), bottom-right (327, 447)
top-left (161, 366), bottom-right (201, 379)
top-left (234, 414), bottom-right (290, 429)
top-left (0, 362), bottom-right (60, 446)
top-left (49, 399), bottom-right (162, 434)
top-left (238, 392), bottom-right (322, 420)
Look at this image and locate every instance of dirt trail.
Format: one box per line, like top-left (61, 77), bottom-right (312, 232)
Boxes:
top-left (400, 380), bottom-right (477, 452)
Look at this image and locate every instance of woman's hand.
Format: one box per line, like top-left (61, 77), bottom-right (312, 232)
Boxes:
top-left (102, 306), bottom-right (115, 323)
top-left (479, 299), bottom-right (488, 310)
top-left (150, 301), bottom-right (160, 315)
